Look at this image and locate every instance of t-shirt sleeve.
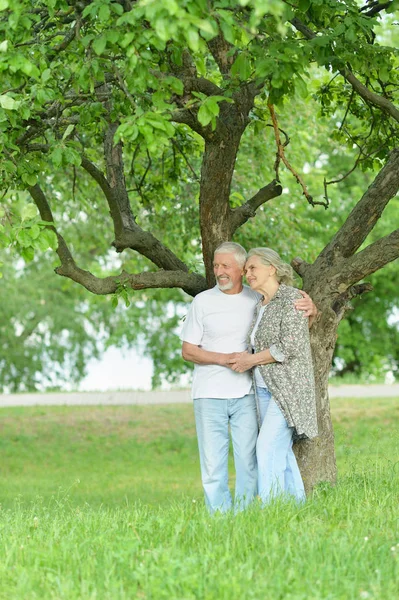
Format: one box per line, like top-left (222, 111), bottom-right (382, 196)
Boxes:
top-left (180, 298), bottom-right (204, 345)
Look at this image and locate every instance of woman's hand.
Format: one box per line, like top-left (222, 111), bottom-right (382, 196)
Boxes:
top-left (227, 351), bottom-right (255, 373)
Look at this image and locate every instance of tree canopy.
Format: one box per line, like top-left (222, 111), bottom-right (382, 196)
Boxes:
top-left (1, 0), bottom-right (398, 289)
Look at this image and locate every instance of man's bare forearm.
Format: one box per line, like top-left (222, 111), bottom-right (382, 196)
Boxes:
top-left (182, 342), bottom-right (231, 367)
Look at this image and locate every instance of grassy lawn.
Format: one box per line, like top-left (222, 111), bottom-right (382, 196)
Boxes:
top-left (0, 398), bottom-right (398, 599)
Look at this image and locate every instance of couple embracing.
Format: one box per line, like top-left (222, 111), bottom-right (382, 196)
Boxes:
top-left (181, 242), bottom-right (318, 514)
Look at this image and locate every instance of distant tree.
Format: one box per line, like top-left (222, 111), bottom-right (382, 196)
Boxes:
top-left (0, 253), bottom-right (104, 391)
top-left (1, 0), bottom-right (398, 490)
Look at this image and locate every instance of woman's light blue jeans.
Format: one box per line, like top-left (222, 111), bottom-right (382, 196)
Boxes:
top-left (256, 387), bottom-right (305, 503)
top-left (193, 394), bottom-right (258, 514)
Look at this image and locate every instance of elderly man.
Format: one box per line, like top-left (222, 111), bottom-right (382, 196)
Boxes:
top-left (181, 242), bottom-right (315, 513)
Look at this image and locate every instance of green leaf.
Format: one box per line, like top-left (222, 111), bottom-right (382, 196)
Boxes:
top-left (111, 3), bottom-right (124, 15)
top-left (21, 203), bottom-right (38, 222)
top-left (0, 95), bottom-right (20, 110)
top-left (64, 147), bottom-right (82, 166)
top-left (197, 103), bottom-right (215, 127)
top-left (298, 0), bottom-right (311, 12)
top-left (186, 28), bottom-right (200, 52)
top-left (41, 68), bottom-right (52, 83)
top-left (98, 3), bottom-right (110, 21)
top-left (295, 75), bottom-right (308, 99)
top-left (29, 224), bottom-right (41, 240)
top-left (93, 36), bottom-right (107, 56)
top-left (50, 146), bottom-right (63, 167)
top-left (21, 173), bottom-right (38, 187)
top-left (16, 229), bottom-right (33, 247)
top-left (231, 53), bottom-right (252, 80)
top-left (21, 246), bottom-right (35, 262)
top-left (0, 0), bottom-right (9, 11)
top-left (39, 229), bottom-right (58, 250)
top-left (62, 124), bottom-right (75, 140)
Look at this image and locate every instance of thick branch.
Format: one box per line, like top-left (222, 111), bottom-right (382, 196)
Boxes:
top-left (317, 148), bottom-right (399, 264)
top-left (171, 108), bottom-right (209, 138)
top-left (55, 265), bottom-right (207, 297)
top-left (291, 256), bottom-right (311, 278)
top-left (229, 179), bottom-right (282, 234)
top-left (290, 17), bottom-right (399, 124)
top-left (333, 228), bottom-right (399, 286)
top-left (81, 156), bottom-right (112, 201)
top-left (207, 32), bottom-right (236, 75)
top-left (28, 184), bottom-right (206, 297)
top-left (28, 183), bottom-right (77, 269)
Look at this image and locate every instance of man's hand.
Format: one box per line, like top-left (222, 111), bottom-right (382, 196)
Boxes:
top-left (295, 290), bottom-right (317, 318)
top-left (227, 351), bottom-right (255, 373)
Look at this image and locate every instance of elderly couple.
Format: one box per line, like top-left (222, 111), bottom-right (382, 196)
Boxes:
top-left (181, 242), bottom-right (318, 513)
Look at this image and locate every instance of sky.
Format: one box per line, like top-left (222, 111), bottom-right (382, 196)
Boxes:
top-left (79, 347), bottom-right (154, 391)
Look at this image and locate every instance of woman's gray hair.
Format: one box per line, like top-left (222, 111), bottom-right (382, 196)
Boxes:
top-left (247, 247), bottom-right (294, 285)
top-left (214, 242), bottom-right (247, 268)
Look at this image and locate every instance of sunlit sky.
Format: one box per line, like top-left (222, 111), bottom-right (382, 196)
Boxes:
top-left (79, 347), bottom-right (153, 392)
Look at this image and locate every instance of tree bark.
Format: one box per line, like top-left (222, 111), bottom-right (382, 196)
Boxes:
top-left (294, 306), bottom-right (338, 492)
top-left (199, 134), bottom-right (242, 286)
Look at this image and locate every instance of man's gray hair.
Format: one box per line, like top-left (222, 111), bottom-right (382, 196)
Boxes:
top-left (214, 242), bottom-right (247, 268)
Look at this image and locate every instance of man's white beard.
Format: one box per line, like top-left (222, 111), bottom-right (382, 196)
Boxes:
top-left (217, 277), bottom-right (233, 291)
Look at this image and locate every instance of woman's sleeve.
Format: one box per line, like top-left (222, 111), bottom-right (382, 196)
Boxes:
top-left (269, 300), bottom-right (310, 362)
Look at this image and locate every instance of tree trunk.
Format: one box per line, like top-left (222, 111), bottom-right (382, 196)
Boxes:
top-left (294, 306), bottom-right (339, 493)
top-left (199, 135), bottom-right (242, 286)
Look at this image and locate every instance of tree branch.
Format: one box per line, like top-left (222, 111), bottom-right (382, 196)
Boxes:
top-left (333, 228), bottom-right (399, 287)
top-left (54, 265), bottom-right (207, 297)
top-left (207, 32), bottom-right (236, 75)
top-left (343, 70), bottom-right (399, 123)
top-left (317, 148), bottom-right (399, 264)
top-left (267, 101), bottom-right (326, 207)
top-left (28, 183), bottom-right (78, 269)
top-left (27, 134), bottom-right (195, 274)
top-left (171, 108), bottom-right (210, 138)
top-left (360, 1), bottom-right (393, 18)
top-left (81, 156), bottom-right (113, 200)
top-left (290, 17), bottom-right (399, 124)
top-left (229, 179), bottom-right (282, 234)
top-left (28, 184), bottom-right (207, 297)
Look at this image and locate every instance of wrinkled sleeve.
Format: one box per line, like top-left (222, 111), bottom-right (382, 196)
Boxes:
top-left (180, 298), bottom-right (203, 346)
top-left (269, 299), bottom-right (309, 362)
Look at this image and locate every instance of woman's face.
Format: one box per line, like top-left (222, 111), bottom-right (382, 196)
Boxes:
top-left (245, 255), bottom-right (275, 291)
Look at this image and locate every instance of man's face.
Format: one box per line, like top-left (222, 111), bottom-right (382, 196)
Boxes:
top-left (213, 252), bottom-right (244, 294)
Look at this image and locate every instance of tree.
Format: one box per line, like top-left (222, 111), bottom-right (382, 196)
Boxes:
top-left (1, 0), bottom-right (398, 490)
top-left (0, 251), bottom-right (107, 391)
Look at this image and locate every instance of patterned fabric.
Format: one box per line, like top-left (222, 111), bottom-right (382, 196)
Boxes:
top-left (248, 284), bottom-right (318, 440)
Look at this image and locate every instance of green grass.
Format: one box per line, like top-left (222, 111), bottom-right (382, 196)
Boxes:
top-left (0, 398), bottom-right (398, 599)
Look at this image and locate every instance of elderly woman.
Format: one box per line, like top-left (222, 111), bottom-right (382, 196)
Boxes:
top-left (228, 248), bottom-right (318, 503)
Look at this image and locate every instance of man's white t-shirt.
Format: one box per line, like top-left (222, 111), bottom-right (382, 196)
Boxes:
top-left (181, 285), bottom-right (260, 400)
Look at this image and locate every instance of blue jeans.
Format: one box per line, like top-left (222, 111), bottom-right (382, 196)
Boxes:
top-left (193, 395), bottom-right (258, 513)
top-left (257, 387), bottom-right (305, 503)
